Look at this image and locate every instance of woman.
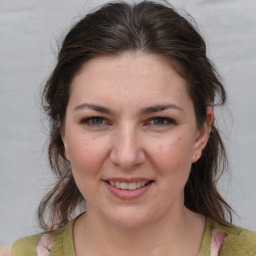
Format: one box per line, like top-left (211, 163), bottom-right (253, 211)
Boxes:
top-left (2, 1), bottom-right (256, 255)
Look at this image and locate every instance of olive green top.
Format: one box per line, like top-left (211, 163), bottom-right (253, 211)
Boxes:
top-left (12, 218), bottom-right (256, 255)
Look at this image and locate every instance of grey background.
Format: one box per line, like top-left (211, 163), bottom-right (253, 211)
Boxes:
top-left (0, 0), bottom-right (256, 245)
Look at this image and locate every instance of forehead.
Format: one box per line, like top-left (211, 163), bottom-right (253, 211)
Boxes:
top-left (69, 52), bottom-right (192, 110)
top-left (73, 52), bottom-right (183, 83)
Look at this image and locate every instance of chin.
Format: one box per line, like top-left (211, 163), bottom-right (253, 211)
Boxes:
top-left (103, 206), bottom-right (155, 229)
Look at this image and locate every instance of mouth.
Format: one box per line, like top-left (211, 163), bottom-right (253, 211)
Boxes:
top-left (104, 179), bottom-right (154, 200)
top-left (105, 180), bottom-right (153, 190)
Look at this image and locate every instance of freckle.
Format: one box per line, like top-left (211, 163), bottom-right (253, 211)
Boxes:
top-left (178, 137), bottom-right (181, 141)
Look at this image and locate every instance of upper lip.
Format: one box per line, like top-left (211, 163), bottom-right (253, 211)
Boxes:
top-left (103, 177), bottom-right (153, 183)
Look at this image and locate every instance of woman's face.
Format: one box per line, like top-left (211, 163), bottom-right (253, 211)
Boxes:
top-left (62, 52), bottom-right (211, 228)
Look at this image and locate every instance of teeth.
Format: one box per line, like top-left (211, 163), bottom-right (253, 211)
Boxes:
top-left (108, 181), bottom-right (150, 190)
top-left (136, 181), bottom-right (142, 188)
top-left (128, 182), bottom-right (136, 190)
top-left (115, 181), bottom-right (120, 188)
top-left (120, 182), bottom-right (128, 189)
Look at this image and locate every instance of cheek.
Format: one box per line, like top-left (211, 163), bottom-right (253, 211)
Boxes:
top-left (67, 135), bottom-right (110, 199)
top-left (67, 135), bottom-right (108, 177)
top-left (148, 133), bottom-right (194, 176)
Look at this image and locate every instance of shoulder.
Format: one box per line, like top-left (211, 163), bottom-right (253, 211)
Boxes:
top-left (221, 226), bottom-right (256, 255)
top-left (212, 220), bottom-right (256, 255)
top-left (10, 219), bottom-right (75, 256)
top-left (11, 232), bottom-right (58, 256)
top-left (0, 245), bottom-right (11, 256)
top-left (11, 233), bottom-right (43, 256)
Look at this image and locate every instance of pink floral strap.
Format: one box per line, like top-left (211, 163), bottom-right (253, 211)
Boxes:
top-left (210, 228), bottom-right (226, 256)
top-left (36, 234), bottom-right (54, 256)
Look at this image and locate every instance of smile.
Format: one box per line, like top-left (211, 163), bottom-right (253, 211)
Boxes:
top-left (107, 181), bottom-right (151, 190)
top-left (104, 179), bottom-right (154, 200)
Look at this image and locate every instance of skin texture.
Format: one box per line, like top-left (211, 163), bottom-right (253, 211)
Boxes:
top-left (62, 52), bottom-right (212, 256)
top-left (0, 245), bottom-right (11, 256)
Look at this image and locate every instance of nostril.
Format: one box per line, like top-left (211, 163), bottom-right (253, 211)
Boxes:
top-left (109, 146), bottom-right (146, 169)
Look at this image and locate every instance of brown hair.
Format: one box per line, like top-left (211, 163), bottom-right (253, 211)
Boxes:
top-left (39, 0), bottom-right (232, 231)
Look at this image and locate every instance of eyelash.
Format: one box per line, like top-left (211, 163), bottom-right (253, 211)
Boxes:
top-left (80, 116), bottom-right (108, 126)
top-left (80, 116), bottom-right (176, 128)
top-left (147, 117), bottom-right (176, 126)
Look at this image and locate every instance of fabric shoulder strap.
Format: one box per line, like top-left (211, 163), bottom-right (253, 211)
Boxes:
top-left (12, 220), bottom-right (75, 256)
top-left (12, 233), bottom-right (42, 256)
top-left (220, 225), bottom-right (256, 255)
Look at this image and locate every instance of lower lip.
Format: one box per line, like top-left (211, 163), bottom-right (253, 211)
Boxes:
top-left (104, 181), bottom-right (153, 200)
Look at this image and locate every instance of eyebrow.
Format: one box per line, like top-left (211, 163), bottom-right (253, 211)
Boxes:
top-left (74, 103), bottom-right (114, 114)
top-left (73, 103), bottom-right (183, 115)
top-left (140, 104), bottom-right (184, 115)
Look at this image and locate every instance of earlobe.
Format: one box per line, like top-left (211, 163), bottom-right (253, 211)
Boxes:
top-left (192, 106), bottom-right (213, 163)
top-left (61, 129), bottom-right (70, 161)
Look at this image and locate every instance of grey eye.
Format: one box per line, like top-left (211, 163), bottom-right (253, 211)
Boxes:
top-left (81, 116), bottom-right (107, 126)
top-left (90, 117), bottom-right (104, 124)
top-left (149, 117), bottom-right (174, 125)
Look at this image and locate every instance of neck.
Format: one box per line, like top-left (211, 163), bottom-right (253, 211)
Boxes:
top-left (73, 206), bottom-right (205, 256)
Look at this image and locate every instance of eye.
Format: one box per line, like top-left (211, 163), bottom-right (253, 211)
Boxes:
top-left (148, 117), bottom-right (175, 126)
top-left (80, 116), bottom-right (108, 126)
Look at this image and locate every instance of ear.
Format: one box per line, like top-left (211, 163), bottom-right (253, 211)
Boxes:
top-left (192, 106), bottom-right (213, 163)
top-left (60, 125), bottom-right (71, 161)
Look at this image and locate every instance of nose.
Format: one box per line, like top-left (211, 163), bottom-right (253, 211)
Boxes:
top-left (110, 123), bottom-right (145, 169)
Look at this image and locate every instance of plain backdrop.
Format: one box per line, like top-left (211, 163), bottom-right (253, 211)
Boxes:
top-left (0, 0), bottom-right (256, 245)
